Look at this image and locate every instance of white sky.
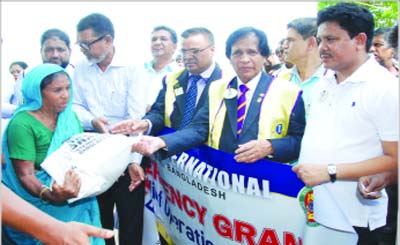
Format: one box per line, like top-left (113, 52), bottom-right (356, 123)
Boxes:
top-left (1, 1), bottom-right (317, 82)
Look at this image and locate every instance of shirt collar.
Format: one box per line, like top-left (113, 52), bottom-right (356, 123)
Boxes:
top-left (327, 56), bottom-right (378, 85)
top-left (189, 62), bottom-right (216, 79)
top-left (237, 71), bottom-right (262, 91)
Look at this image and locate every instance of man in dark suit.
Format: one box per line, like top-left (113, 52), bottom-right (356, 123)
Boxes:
top-left (204, 26), bottom-right (305, 164)
top-left (111, 27), bottom-right (221, 245)
top-left (111, 27), bottom-right (221, 171)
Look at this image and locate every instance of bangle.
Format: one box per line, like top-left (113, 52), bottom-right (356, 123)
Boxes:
top-left (39, 185), bottom-right (50, 202)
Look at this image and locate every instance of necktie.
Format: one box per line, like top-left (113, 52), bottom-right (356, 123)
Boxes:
top-left (237, 84), bottom-right (249, 137)
top-left (179, 75), bottom-right (202, 129)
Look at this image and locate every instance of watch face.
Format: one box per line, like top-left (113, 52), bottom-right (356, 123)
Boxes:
top-left (328, 165), bottom-right (336, 174)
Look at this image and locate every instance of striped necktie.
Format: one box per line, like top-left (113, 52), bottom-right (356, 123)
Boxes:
top-left (237, 84), bottom-right (249, 137)
top-left (179, 75), bottom-right (202, 129)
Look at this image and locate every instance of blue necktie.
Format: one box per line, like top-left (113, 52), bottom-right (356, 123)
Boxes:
top-left (179, 75), bottom-right (202, 129)
top-left (237, 84), bottom-right (249, 138)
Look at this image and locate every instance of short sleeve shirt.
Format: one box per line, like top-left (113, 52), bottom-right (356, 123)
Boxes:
top-left (7, 111), bottom-right (82, 170)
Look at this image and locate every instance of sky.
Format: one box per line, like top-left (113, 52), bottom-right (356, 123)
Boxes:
top-left (1, 1), bottom-right (317, 82)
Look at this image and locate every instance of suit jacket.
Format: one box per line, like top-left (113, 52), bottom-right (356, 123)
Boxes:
top-left (144, 64), bottom-right (222, 157)
top-left (218, 73), bottom-right (305, 163)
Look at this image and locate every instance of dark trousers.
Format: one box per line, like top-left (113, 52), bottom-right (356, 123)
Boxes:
top-left (354, 226), bottom-right (389, 245)
top-left (97, 168), bottom-right (145, 245)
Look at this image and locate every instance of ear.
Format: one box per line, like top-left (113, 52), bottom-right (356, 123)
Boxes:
top-left (354, 33), bottom-right (368, 50)
top-left (307, 36), bottom-right (318, 49)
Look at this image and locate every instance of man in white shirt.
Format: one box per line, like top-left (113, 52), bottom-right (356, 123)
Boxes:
top-left (40, 28), bottom-right (75, 76)
top-left (73, 13), bottom-right (147, 245)
top-left (143, 26), bottom-right (180, 111)
top-left (293, 3), bottom-right (398, 245)
top-left (281, 17), bottom-right (327, 117)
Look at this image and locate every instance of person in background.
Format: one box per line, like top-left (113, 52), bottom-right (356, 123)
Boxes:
top-left (271, 39), bottom-right (294, 79)
top-left (9, 61), bottom-right (28, 81)
top-left (369, 27), bottom-right (398, 76)
top-left (144, 25), bottom-right (179, 111)
top-left (2, 61), bottom-right (28, 123)
top-left (2, 64), bottom-right (104, 245)
top-left (40, 28), bottom-right (75, 76)
top-left (293, 3), bottom-right (398, 244)
top-left (281, 17), bottom-right (326, 116)
top-left (2, 28), bottom-right (75, 127)
top-left (388, 24), bottom-right (398, 54)
top-left (73, 13), bottom-right (147, 245)
top-left (175, 53), bottom-right (184, 67)
top-left (2, 184), bottom-right (113, 245)
top-left (141, 24), bottom-right (180, 245)
top-left (263, 51), bottom-right (282, 75)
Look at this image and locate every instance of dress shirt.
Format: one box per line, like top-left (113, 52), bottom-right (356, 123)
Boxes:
top-left (237, 71), bottom-right (262, 119)
top-left (73, 51), bottom-right (147, 163)
top-left (188, 62), bottom-right (216, 105)
top-left (299, 57), bottom-right (398, 232)
top-left (144, 60), bottom-right (180, 106)
top-left (288, 64), bottom-right (331, 117)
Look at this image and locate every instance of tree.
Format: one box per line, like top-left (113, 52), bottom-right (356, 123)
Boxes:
top-left (317, 1), bottom-right (398, 28)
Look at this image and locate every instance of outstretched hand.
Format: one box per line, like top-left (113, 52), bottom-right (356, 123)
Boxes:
top-left (110, 119), bottom-right (149, 135)
top-left (131, 136), bottom-right (167, 156)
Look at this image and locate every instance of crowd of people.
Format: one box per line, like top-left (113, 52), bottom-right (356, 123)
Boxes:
top-left (2, 2), bottom-right (398, 245)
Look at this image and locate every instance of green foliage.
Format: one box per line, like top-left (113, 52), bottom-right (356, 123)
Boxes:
top-left (317, 1), bottom-right (398, 28)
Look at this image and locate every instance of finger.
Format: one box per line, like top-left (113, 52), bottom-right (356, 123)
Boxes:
top-left (234, 145), bottom-right (247, 155)
top-left (78, 223), bottom-right (114, 239)
top-left (128, 182), bottom-right (140, 192)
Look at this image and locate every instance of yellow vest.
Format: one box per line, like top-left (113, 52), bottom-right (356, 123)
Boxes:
top-left (208, 76), bottom-right (301, 149)
top-left (164, 68), bottom-right (185, 127)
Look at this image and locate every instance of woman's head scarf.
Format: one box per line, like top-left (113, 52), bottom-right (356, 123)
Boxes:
top-left (2, 64), bottom-right (102, 244)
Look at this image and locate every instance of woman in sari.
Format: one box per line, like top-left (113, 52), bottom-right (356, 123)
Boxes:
top-left (2, 63), bottom-right (104, 245)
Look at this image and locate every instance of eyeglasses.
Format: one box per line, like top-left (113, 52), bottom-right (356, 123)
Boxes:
top-left (77, 35), bottom-right (107, 50)
top-left (180, 45), bottom-right (211, 56)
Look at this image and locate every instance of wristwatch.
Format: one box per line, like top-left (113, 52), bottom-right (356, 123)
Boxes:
top-left (327, 164), bottom-right (337, 183)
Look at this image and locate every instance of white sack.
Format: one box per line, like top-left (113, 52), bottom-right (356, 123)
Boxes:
top-left (41, 132), bottom-right (139, 203)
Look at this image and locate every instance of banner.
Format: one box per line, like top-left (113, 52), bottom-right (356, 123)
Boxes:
top-left (143, 130), bottom-right (357, 245)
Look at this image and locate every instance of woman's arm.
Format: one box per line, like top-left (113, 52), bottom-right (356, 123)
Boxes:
top-left (12, 159), bottom-right (81, 203)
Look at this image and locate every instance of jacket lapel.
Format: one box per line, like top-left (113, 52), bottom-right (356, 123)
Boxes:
top-left (241, 73), bottom-right (273, 136)
top-left (175, 70), bottom-right (189, 114)
top-left (197, 64), bottom-right (222, 112)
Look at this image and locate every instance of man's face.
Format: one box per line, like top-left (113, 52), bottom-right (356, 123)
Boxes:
top-left (151, 29), bottom-right (176, 60)
top-left (283, 28), bottom-right (309, 65)
top-left (317, 21), bottom-right (360, 73)
top-left (181, 34), bottom-right (214, 74)
top-left (369, 34), bottom-right (394, 66)
top-left (41, 36), bottom-right (71, 68)
top-left (76, 28), bottom-right (109, 64)
top-left (229, 33), bottom-right (265, 83)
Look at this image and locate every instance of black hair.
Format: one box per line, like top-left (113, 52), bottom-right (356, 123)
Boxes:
top-left (181, 27), bottom-right (214, 45)
top-left (153, 26), bottom-right (178, 44)
top-left (77, 13), bottom-right (115, 39)
top-left (41, 28), bottom-right (71, 48)
top-left (9, 61), bottom-right (28, 70)
top-left (287, 17), bottom-right (317, 39)
top-left (225, 26), bottom-right (270, 58)
top-left (40, 71), bottom-right (68, 91)
top-left (317, 2), bottom-right (374, 52)
top-left (389, 24), bottom-right (398, 49)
